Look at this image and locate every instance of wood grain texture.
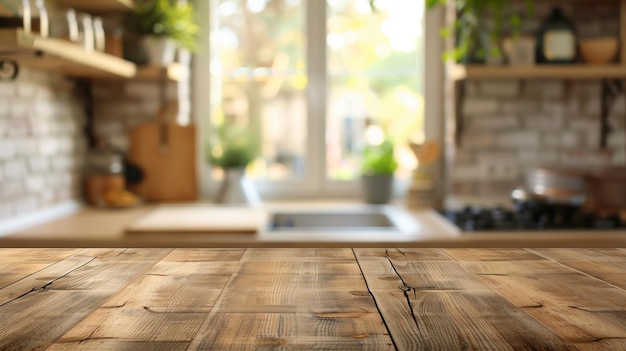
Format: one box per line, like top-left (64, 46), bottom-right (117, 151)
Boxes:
top-left (0, 249), bottom-right (170, 351)
top-left (1, 248), bottom-right (625, 350)
top-left (48, 249), bottom-right (238, 351)
top-left (355, 248), bottom-right (578, 350)
top-left (0, 249), bottom-right (81, 287)
top-left (453, 249), bottom-right (626, 351)
top-left (188, 249), bottom-right (394, 350)
top-left (129, 118), bottom-right (197, 202)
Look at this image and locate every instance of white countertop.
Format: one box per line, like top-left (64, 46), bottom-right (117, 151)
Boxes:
top-left (1, 202), bottom-right (624, 248)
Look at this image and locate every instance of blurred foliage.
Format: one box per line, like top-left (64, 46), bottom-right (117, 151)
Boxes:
top-left (133, 0), bottom-right (199, 51)
top-left (213, 0), bottom-right (424, 179)
top-left (361, 140), bottom-right (398, 175)
top-left (426, 0), bottom-right (535, 62)
top-left (206, 123), bottom-right (258, 169)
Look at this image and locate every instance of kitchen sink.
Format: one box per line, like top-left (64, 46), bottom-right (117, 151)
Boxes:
top-left (267, 206), bottom-right (419, 234)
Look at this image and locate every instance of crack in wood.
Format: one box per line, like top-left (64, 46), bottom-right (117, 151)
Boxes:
top-left (384, 249), bottom-right (422, 334)
top-left (352, 249), bottom-right (400, 351)
top-left (95, 248), bottom-right (128, 260)
top-left (568, 305), bottom-right (626, 313)
top-left (314, 312), bottom-right (369, 319)
top-left (101, 301), bottom-right (128, 309)
top-left (586, 337), bottom-right (626, 343)
top-left (520, 303), bottom-right (544, 309)
top-left (0, 256), bottom-right (97, 307)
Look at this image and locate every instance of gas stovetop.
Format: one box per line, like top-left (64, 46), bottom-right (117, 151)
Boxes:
top-left (440, 203), bottom-right (626, 232)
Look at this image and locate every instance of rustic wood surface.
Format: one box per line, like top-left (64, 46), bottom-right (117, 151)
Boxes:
top-left (0, 248), bottom-right (624, 350)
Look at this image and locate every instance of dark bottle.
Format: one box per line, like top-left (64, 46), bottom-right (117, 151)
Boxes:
top-left (536, 8), bottom-right (577, 64)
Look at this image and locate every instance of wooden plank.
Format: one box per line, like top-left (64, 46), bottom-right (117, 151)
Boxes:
top-left (530, 248), bottom-right (626, 261)
top-left (0, 249), bottom-right (170, 351)
top-left (531, 248), bottom-right (626, 294)
top-left (356, 248), bottom-right (452, 261)
top-left (190, 312), bottom-right (393, 350)
top-left (48, 249), bottom-right (239, 350)
top-left (452, 249), bottom-right (626, 351)
top-left (160, 248), bottom-right (246, 262)
top-left (548, 260), bottom-right (626, 291)
top-left (0, 253), bottom-right (94, 305)
top-left (188, 249), bottom-right (393, 350)
top-left (135, 64), bottom-right (189, 82)
top-left (454, 64), bottom-right (626, 80)
top-left (445, 248), bottom-right (544, 261)
top-left (0, 249), bottom-right (81, 287)
top-left (355, 248), bottom-right (578, 350)
top-left (0, 29), bottom-right (136, 78)
top-left (244, 248), bottom-right (356, 260)
top-left (55, 0), bottom-right (134, 12)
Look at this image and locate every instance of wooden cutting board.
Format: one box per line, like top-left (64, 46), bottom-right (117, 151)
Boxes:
top-left (129, 102), bottom-right (197, 202)
top-left (125, 206), bottom-right (268, 234)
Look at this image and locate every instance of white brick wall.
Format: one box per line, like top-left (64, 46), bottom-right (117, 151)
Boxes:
top-left (480, 81), bottom-right (520, 98)
top-left (453, 78), bottom-right (625, 197)
top-left (496, 131), bottom-right (541, 148)
top-left (467, 115), bottom-right (519, 130)
top-left (463, 98), bottom-right (499, 115)
top-left (92, 80), bottom-right (180, 152)
top-left (0, 68), bottom-right (84, 221)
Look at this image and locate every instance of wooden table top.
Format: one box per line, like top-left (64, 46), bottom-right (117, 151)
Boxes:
top-left (1, 248), bottom-right (625, 350)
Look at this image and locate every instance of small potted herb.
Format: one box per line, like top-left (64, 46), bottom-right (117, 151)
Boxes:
top-left (132, 0), bottom-right (199, 65)
top-left (206, 127), bottom-right (260, 205)
top-left (361, 139), bottom-right (398, 204)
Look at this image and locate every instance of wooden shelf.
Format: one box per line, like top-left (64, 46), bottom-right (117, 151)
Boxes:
top-left (134, 64), bottom-right (189, 81)
top-left (1, 29), bottom-right (136, 78)
top-left (452, 64), bottom-right (626, 81)
top-left (54, 0), bottom-right (133, 13)
top-left (0, 30), bottom-right (188, 81)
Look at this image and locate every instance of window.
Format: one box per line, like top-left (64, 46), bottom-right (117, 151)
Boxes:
top-left (197, 0), bottom-right (426, 198)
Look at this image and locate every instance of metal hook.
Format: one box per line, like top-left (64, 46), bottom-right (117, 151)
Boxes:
top-left (0, 60), bottom-right (19, 81)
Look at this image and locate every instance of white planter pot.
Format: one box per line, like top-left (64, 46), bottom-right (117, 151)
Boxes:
top-left (215, 168), bottom-right (261, 206)
top-left (141, 36), bottom-right (176, 65)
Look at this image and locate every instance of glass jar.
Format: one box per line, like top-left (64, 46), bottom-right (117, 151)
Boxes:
top-left (536, 7), bottom-right (577, 64)
top-left (83, 149), bottom-right (125, 206)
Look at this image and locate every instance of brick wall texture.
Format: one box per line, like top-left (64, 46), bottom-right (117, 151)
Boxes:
top-left (0, 68), bottom-right (86, 220)
top-left (452, 79), bottom-right (626, 197)
top-left (451, 1), bottom-right (626, 197)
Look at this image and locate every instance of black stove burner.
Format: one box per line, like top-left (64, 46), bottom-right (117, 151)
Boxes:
top-left (441, 203), bottom-right (626, 232)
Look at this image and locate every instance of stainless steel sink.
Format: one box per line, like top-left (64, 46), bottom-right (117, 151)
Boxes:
top-left (267, 206), bottom-right (418, 234)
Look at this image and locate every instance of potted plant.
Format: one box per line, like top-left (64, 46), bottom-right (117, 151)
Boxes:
top-left (425, 0), bottom-right (535, 63)
top-left (132, 0), bottom-right (199, 65)
top-left (206, 127), bottom-right (260, 205)
top-left (361, 139), bottom-right (398, 204)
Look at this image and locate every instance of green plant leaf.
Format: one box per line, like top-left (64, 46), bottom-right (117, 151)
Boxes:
top-left (133, 0), bottom-right (199, 51)
top-left (361, 140), bottom-right (398, 175)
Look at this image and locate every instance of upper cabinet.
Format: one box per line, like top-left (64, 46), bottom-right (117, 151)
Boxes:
top-left (0, 0), bottom-right (186, 81)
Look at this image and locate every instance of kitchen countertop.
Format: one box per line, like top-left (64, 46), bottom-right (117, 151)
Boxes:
top-left (1, 248), bottom-right (625, 350)
top-left (1, 203), bottom-right (625, 248)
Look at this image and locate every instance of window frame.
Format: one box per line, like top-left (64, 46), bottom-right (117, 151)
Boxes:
top-left (192, 0), bottom-right (443, 200)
